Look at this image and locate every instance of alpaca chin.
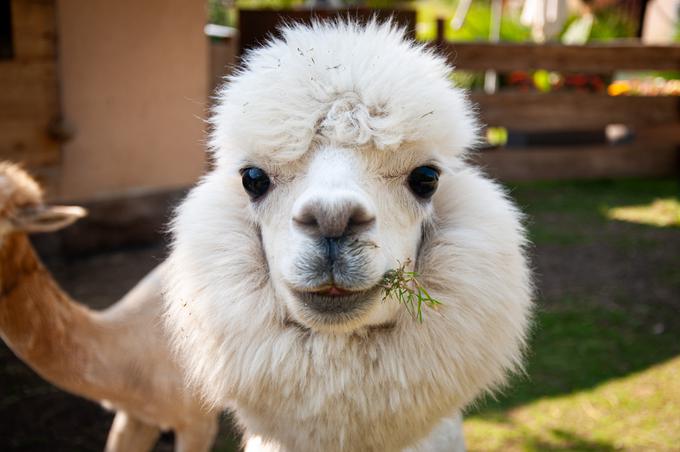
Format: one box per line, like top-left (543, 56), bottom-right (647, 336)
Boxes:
top-left (164, 20), bottom-right (532, 451)
top-left (283, 286), bottom-right (391, 334)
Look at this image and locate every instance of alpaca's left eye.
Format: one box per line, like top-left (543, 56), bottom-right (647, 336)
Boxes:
top-left (408, 166), bottom-right (440, 199)
top-left (241, 167), bottom-right (270, 199)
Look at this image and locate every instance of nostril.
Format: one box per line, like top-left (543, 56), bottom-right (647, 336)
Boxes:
top-left (293, 211), bottom-right (318, 228)
top-left (349, 209), bottom-right (375, 228)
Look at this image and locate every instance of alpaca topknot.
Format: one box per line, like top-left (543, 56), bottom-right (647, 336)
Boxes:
top-left (209, 20), bottom-right (479, 165)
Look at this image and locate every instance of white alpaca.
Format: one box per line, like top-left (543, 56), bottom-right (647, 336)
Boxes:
top-left (164, 21), bottom-right (533, 451)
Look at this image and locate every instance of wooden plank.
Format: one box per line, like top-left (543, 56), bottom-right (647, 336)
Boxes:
top-left (0, 120), bottom-right (60, 166)
top-left (1, 0), bottom-right (60, 173)
top-left (0, 59), bottom-right (60, 165)
top-left (634, 123), bottom-right (680, 144)
top-left (0, 60), bottom-right (58, 118)
top-left (10, 0), bottom-right (57, 60)
top-left (471, 92), bottom-right (679, 130)
top-left (238, 8), bottom-right (416, 56)
top-left (440, 41), bottom-right (680, 72)
top-left (473, 145), bottom-right (679, 181)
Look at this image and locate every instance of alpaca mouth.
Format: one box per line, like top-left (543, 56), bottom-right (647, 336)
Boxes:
top-left (292, 284), bottom-right (381, 318)
top-left (307, 284), bottom-right (356, 297)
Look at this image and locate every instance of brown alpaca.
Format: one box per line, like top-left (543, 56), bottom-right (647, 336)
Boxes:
top-left (0, 162), bottom-right (217, 452)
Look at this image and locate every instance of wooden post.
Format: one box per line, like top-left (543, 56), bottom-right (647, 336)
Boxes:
top-left (435, 17), bottom-right (445, 45)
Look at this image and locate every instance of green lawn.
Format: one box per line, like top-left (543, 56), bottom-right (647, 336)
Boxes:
top-left (464, 178), bottom-right (680, 451)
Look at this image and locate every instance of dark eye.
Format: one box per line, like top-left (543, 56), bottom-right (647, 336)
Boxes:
top-left (407, 166), bottom-right (440, 199)
top-left (241, 167), bottom-right (270, 199)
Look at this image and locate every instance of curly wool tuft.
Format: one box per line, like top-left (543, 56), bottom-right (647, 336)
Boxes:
top-left (209, 20), bottom-right (480, 165)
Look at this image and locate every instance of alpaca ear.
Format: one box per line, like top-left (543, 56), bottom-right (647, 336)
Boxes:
top-left (12, 205), bottom-right (87, 233)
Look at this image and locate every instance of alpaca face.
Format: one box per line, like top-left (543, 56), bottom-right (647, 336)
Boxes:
top-left (242, 143), bottom-right (441, 332)
top-left (195, 22), bottom-right (480, 334)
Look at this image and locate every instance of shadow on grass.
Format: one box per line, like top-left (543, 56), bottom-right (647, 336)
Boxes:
top-left (508, 178), bottom-right (680, 246)
top-left (465, 178), bottom-right (680, 449)
top-left (466, 416), bottom-right (622, 451)
top-left (469, 178), bottom-right (680, 414)
top-left (471, 301), bottom-right (680, 417)
top-left (524, 428), bottom-right (618, 452)
top-left (508, 178), bottom-right (680, 218)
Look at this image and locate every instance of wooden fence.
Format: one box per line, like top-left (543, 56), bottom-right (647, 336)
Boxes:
top-left (237, 8), bottom-right (416, 56)
top-left (0, 0), bottom-right (60, 191)
top-left (433, 27), bottom-right (680, 180)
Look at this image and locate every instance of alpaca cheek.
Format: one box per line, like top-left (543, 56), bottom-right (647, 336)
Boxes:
top-left (373, 204), bottom-right (424, 268)
top-left (257, 224), bottom-right (291, 281)
top-left (257, 208), bottom-right (313, 294)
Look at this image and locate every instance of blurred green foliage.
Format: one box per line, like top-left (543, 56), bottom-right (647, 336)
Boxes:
top-left (561, 7), bottom-right (637, 42)
top-left (416, 1), bottom-right (530, 41)
top-left (587, 8), bottom-right (637, 40)
top-left (209, 0), bottom-right (642, 44)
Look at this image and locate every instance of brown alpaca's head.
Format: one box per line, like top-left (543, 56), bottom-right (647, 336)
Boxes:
top-left (0, 162), bottom-right (86, 236)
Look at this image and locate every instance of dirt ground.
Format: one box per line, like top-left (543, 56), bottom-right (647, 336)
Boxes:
top-left (1, 180), bottom-right (679, 451)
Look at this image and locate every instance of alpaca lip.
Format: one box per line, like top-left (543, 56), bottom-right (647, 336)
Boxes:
top-left (292, 285), bottom-right (381, 317)
top-left (310, 285), bottom-right (354, 297)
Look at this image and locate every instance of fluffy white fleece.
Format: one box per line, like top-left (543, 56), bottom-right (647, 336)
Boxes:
top-left (164, 21), bottom-right (532, 451)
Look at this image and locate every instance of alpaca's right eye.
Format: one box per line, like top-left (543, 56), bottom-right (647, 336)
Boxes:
top-left (241, 167), bottom-right (270, 200)
top-left (407, 166), bottom-right (440, 199)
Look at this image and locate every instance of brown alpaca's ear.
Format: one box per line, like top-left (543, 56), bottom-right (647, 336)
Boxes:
top-left (12, 205), bottom-right (87, 233)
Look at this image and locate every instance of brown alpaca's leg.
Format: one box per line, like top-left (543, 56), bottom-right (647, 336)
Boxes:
top-left (175, 415), bottom-right (219, 452)
top-left (105, 410), bottom-right (161, 452)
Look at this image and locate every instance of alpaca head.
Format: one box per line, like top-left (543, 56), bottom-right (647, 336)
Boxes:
top-left (170, 22), bottom-right (489, 335)
top-left (214, 22), bottom-right (480, 333)
top-left (0, 162), bottom-right (86, 239)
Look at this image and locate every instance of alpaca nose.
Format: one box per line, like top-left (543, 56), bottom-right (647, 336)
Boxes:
top-left (293, 194), bottom-right (376, 238)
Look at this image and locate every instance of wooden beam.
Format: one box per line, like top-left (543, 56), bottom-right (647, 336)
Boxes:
top-left (10, 0), bottom-right (57, 60)
top-left (471, 92), bottom-right (679, 130)
top-left (0, 120), bottom-right (61, 166)
top-left (473, 145), bottom-right (679, 181)
top-left (238, 8), bottom-right (417, 56)
top-left (0, 0), bottom-right (60, 174)
top-left (0, 60), bottom-right (58, 118)
top-left (634, 123), bottom-right (680, 144)
top-left (439, 41), bottom-right (680, 72)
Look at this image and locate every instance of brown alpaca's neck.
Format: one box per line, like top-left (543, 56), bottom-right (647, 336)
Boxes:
top-left (0, 233), bottom-right (42, 299)
top-left (0, 232), bottom-right (81, 354)
top-left (0, 232), bottom-right (104, 395)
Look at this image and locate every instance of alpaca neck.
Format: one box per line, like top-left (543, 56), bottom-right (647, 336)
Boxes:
top-left (0, 232), bottom-right (41, 298)
top-left (0, 232), bottom-right (113, 400)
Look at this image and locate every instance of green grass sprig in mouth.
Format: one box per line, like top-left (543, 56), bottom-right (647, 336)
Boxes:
top-left (381, 259), bottom-right (441, 322)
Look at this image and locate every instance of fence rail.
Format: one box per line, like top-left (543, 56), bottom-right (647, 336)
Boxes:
top-left (472, 92), bottom-right (679, 130)
top-left (437, 41), bottom-right (680, 72)
top-left (424, 15), bottom-right (680, 180)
